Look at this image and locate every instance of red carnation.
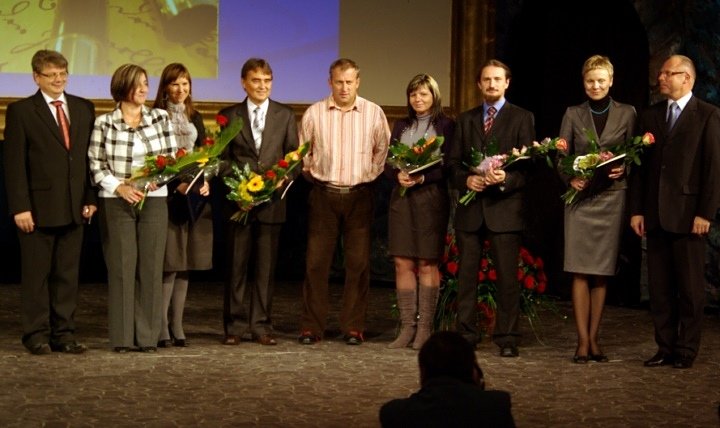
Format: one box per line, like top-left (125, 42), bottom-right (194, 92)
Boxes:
top-left (155, 155), bottom-right (167, 169)
top-left (517, 268), bottom-right (525, 281)
top-left (478, 271), bottom-right (486, 282)
top-left (203, 137), bottom-right (215, 146)
top-left (446, 261), bottom-right (458, 275)
top-left (175, 148), bottom-right (187, 158)
top-left (216, 114), bottom-right (229, 127)
top-left (450, 244), bottom-right (459, 256)
top-left (480, 258), bottom-right (489, 269)
top-left (523, 275), bottom-right (535, 289)
top-left (534, 257), bottom-right (544, 269)
top-left (278, 159), bottom-right (289, 168)
top-left (488, 269), bottom-right (497, 281)
top-left (265, 170), bottom-right (277, 179)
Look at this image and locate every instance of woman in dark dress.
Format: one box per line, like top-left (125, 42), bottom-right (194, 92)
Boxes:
top-left (559, 55), bottom-right (636, 363)
top-left (387, 74), bottom-right (454, 350)
top-left (153, 63), bottom-right (212, 347)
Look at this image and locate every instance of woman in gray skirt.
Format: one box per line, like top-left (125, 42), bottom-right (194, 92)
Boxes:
top-left (559, 55), bottom-right (636, 363)
top-left (387, 74), bottom-right (454, 350)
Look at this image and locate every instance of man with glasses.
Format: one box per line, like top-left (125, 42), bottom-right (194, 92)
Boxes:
top-left (3, 50), bottom-right (96, 354)
top-left (630, 54), bottom-right (720, 369)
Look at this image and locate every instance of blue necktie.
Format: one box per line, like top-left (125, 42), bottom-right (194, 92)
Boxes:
top-left (667, 102), bottom-right (680, 131)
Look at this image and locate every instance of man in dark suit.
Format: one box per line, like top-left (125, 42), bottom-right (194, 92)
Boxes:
top-left (219, 58), bottom-right (299, 346)
top-left (379, 331), bottom-right (515, 427)
top-left (448, 59), bottom-right (535, 357)
top-left (630, 55), bottom-right (720, 369)
top-left (3, 50), bottom-right (96, 354)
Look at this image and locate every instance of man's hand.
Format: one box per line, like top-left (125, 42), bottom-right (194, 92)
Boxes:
top-left (630, 215), bottom-right (644, 237)
top-left (82, 205), bottom-right (97, 220)
top-left (14, 211), bottom-right (34, 233)
top-left (692, 216), bottom-right (711, 236)
top-left (466, 174), bottom-right (487, 192)
top-left (484, 167), bottom-right (506, 186)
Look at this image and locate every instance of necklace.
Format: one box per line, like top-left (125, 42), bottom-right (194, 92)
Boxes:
top-left (590, 104), bottom-right (610, 115)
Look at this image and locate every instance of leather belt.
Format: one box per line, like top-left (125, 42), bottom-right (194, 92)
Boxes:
top-left (316, 182), bottom-right (370, 194)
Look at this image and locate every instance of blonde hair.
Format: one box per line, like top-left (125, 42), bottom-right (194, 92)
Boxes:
top-left (582, 55), bottom-right (614, 78)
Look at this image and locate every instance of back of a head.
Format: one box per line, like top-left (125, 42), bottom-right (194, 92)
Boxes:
top-left (418, 331), bottom-right (482, 385)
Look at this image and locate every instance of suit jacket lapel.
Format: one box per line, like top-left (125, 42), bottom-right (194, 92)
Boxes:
top-left (471, 109), bottom-right (487, 149)
top-left (32, 91), bottom-right (65, 148)
top-left (235, 100), bottom-right (256, 154)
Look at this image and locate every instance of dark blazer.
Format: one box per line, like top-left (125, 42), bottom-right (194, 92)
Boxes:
top-left (379, 377), bottom-right (516, 428)
top-left (3, 90), bottom-right (96, 226)
top-left (448, 102), bottom-right (535, 233)
top-left (629, 95), bottom-right (720, 233)
top-left (219, 99), bottom-right (299, 223)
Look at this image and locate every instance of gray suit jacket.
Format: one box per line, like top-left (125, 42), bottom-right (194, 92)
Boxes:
top-left (559, 99), bottom-right (637, 190)
top-left (219, 99), bottom-right (299, 223)
top-left (449, 102), bottom-right (535, 233)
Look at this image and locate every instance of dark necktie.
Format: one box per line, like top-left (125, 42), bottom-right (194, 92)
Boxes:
top-left (484, 106), bottom-right (496, 134)
top-left (667, 102), bottom-right (680, 131)
top-left (51, 100), bottom-right (71, 150)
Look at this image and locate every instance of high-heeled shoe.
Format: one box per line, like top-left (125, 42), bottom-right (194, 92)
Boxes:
top-left (589, 353), bottom-right (609, 362)
top-left (573, 354), bottom-right (589, 364)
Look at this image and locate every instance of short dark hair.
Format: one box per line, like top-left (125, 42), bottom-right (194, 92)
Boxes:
top-left (110, 63), bottom-right (147, 103)
top-left (477, 59), bottom-right (512, 82)
top-left (329, 58), bottom-right (359, 78)
top-left (418, 331), bottom-right (483, 386)
top-left (31, 50), bottom-right (68, 74)
top-left (241, 58), bottom-right (273, 79)
top-left (153, 63), bottom-right (194, 117)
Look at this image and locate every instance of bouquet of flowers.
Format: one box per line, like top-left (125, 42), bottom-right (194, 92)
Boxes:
top-left (129, 115), bottom-right (243, 209)
top-left (223, 141), bottom-right (310, 224)
top-left (530, 136), bottom-right (568, 167)
top-left (386, 136), bottom-right (445, 196)
top-left (559, 131), bottom-right (654, 205)
top-left (434, 233), bottom-right (563, 342)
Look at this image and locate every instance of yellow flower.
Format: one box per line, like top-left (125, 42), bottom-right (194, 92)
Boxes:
top-left (247, 175), bottom-right (265, 193)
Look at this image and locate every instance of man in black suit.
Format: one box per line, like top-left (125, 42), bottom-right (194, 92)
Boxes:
top-left (379, 331), bottom-right (515, 427)
top-left (448, 59), bottom-right (535, 357)
top-left (630, 55), bottom-right (720, 369)
top-left (219, 58), bottom-right (299, 346)
top-left (3, 50), bottom-right (96, 354)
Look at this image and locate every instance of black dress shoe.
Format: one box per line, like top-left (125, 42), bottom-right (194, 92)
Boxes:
top-left (643, 351), bottom-right (673, 367)
top-left (139, 346), bottom-right (157, 353)
top-left (173, 338), bottom-right (187, 347)
top-left (500, 345), bottom-right (519, 357)
top-left (29, 343), bottom-right (52, 355)
top-left (157, 339), bottom-right (172, 348)
top-left (50, 341), bottom-right (87, 354)
top-left (672, 355), bottom-right (694, 369)
top-left (113, 347), bottom-right (129, 353)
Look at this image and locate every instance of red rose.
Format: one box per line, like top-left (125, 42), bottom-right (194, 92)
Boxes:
top-left (155, 155), bottom-right (167, 169)
top-left (265, 170), bottom-right (277, 179)
top-left (555, 138), bottom-right (568, 152)
top-left (642, 132), bottom-right (655, 145)
top-left (450, 244), bottom-right (459, 256)
top-left (517, 268), bottom-right (525, 281)
top-left (534, 257), bottom-right (544, 269)
top-left (482, 240), bottom-right (491, 250)
top-left (216, 114), bottom-right (229, 127)
top-left (278, 159), bottom-right (289, 168)
top-left (445, 234), bottom-right (453, 245)
top-left (477, 302), bottom-right (495, 319)
top-left (175, 148), bottom-right (187, 158)
top-left (523, 275), bottom-right (535, 289)
top-left (203, 137), bottom-right (215, 146)
top-left (480, 258), bottom-right (489, 269)
top-left (537, 282), bottom-right (547, 294)
top-left (446, 261), bottom-right (458, 275)
top-left (478, 271), bottom-right (486, 282)
top-left (488, 269), bottom-right (497, 281)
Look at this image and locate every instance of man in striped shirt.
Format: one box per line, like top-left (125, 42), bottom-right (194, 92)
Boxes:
top-left (298, 58), bottom-right (390, 345)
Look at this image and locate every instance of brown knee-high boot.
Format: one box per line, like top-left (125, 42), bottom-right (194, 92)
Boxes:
top-left (387, 289), bottom-right (417, 349)
top-left (413, 285), bottom-right (439, 350)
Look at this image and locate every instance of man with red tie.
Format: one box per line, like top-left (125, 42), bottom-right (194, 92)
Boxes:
top-left (3, 50), bottom-right (96, 354)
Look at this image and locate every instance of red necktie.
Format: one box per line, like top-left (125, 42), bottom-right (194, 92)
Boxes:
top-left (51, 100), bottom-right (71, 150)
top-left (484, 106), bottom-right (496, 134)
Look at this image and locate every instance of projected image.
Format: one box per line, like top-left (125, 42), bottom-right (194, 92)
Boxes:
top-left (1, 0), bottom-right (218, 77)
top-left (0, 0), bottom-right (339, 102)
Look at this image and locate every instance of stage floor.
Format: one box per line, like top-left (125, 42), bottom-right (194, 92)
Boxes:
top-left (0, 281), bottom-right (717, 427)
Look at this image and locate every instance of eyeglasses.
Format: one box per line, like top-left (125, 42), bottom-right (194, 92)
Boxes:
top-left (37, 71), bottom-right (69, 80)
top-left (658, 70), bottom-right (687, 78)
